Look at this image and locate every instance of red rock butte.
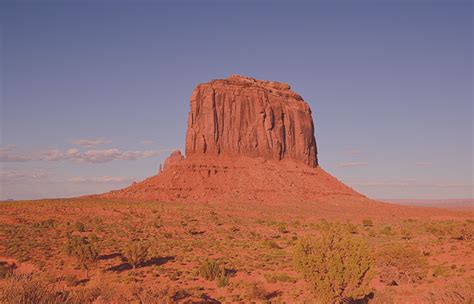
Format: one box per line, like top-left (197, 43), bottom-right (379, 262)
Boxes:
top-left (99, 75), bottom-right (369, 204)
top-left (186, 75), bottom-right (318, 167)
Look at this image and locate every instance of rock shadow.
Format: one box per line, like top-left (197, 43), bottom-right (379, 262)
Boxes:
top-left (141, 256), bottom-right (174, 267)
top-left (266, 290), bottom-right (283, 300)
top-left (195, 293), bottom-right (221, 303)
top-left (107, 256), bottom-right (174, 273)
top-left (98, 252), bottom-right (122, 260)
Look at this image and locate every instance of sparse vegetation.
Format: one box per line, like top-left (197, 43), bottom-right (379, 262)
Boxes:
top-left (63, 235), bottom-right (99, 278)
top-left (199, 259), bottom-right (224, 281)
top-left (0, 262), bottom-right (15, 278)
top-left (264, 272), bottom-right (296, 283)
top-left (293, 224), bottom-right (374, 302)
top-left (381, 225), bottom-right (393, 235)
top-left (277, 223), bottom-right (288, 233)
top-left (0, 199), bottom-right (471, 303)
top-left (216, 274), bottom-right (229, 287)
top-left (244, 281), bottom-right (268, 301)
top-left (74, 221), bottom-right (86, 232)
top-left (0, 275), bottom-right (65, 304)
top-left (425, 278), bottom-right (474, 304)
top-left (377, 243), bottom-right (428, 285)
top-left (362, 219), bottom-right (373, 228)
top-left (123, 240), bottom-right (149, 269)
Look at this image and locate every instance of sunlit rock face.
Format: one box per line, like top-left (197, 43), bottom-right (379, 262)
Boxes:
top-left (185, 75), bottom-right (318, 167)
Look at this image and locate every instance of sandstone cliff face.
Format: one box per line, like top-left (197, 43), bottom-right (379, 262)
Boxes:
top-left (185, 75), bottom-right (318, 167)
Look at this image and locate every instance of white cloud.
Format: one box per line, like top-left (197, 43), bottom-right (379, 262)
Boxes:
top-left (0, 145), bottom-right (69, 162)
top-left (351, 179), bottom-right (473, 189)
top-left (71, 138), bottom-right (112, 147)
top-left (0, 169), bottom-right (49, 183)
top-left (67, 148), bottom-right (80, 156)
top-left (73, 149), bottom-right (161, 163)
top-left (40, 149), bottom-right (68, 161)
top-left (337, 162), bottom-right (369, 168)
top-left (0, 145), bottom-right (165, 164)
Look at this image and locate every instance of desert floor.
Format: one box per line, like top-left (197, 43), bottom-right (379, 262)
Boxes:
top-left (0, 198), bottom-right (473, 303)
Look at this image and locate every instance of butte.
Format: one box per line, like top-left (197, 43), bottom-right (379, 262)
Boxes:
top-left (98, 75), bottom-right (373, 205)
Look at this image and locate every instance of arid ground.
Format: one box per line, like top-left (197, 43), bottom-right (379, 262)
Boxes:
top-left (0, 198), bottom-right (472, 303)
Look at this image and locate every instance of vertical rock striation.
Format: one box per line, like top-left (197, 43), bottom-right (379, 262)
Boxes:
top-left (185, 75), bottom-right (318, 167)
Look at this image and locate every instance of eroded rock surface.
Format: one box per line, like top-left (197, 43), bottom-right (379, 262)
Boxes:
top-left (185, 75), bottom-right (318, 167)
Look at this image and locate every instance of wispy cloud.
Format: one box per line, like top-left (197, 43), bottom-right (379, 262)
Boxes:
top-left (337, 162), bottom-right (369, 168)
top-left (141, 140), bottom-right (153, 145)
top-left (0, 169), bottom-right (49, 183)
top-left (68, 176), bottom-right (133, 184)
top-left (0, 167), bottom-right (133, 185)
top-left (0, 145), bottom-right (166, 163)
top-left (415, 162), bottom-right (433, 167)
top-left (0, 147), bottom-right (68, 162)
top-left (67, 148), bottom-right (162, 163)
top-left (71, 138), bottom-right (112, 147)
top-left (351, 179), bottom-right (473, 189)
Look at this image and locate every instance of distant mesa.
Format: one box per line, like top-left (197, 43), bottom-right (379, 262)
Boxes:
top-left (99, 75), bottom-right (364, 204)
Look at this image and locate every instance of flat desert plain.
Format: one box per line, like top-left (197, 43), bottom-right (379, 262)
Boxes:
top-left (0, 198), bottom-right (472, 303)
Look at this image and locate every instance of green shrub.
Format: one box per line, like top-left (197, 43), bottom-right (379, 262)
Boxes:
top-left (216, 274), bottom-right (229, 287)
top-left (346, 223), bottom-right (358, 234)
top-left (277, 223), bottom-right (288, 234)
top-left (89, 233), bottom-right (99, 243)
top-left (376, 243), bottom-right (428, 285)
top-left (0, 262), bottom-right (15, 278)
top-left (293, 224), bottom-right (374, 302)
top-left (263, 272), bottom-right (296, 283)
top-left (123, 240), bottom-right (149, 269)
top-left (63, 236), bottom-right (99, 278)
top-left (199, 259), bottom-right (224, 281)
top-left (400, 228), bottom-right (413, 240)
top-left (425, 221), bottom-right (473, 241)
top-left (381, 226), bottom-right (393, 236)
top-left (432, 264), bottom-right (449, 278)
top-left (362, 219), bottom-right (373, 228)
top-left (33, 219), bottom-right (56, 229)
top-left (74, 221), bottom-right (85, 232)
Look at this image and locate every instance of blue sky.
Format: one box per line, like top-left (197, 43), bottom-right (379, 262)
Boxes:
top-left (0, 0), bottom-right (472, 200)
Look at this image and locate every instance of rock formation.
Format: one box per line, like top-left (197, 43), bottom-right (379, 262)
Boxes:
top-left (160, 150), bottom-right (184, 173)
top-left (186, 75), bottom-right (318, 167)
top-left (98, 75), bottom-right (365, 204)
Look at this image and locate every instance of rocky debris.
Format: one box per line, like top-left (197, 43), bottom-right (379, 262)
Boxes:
top-left (102, 157), bottom-right (364, 203)
top-left (185, 75), bottom-right (318, 167)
